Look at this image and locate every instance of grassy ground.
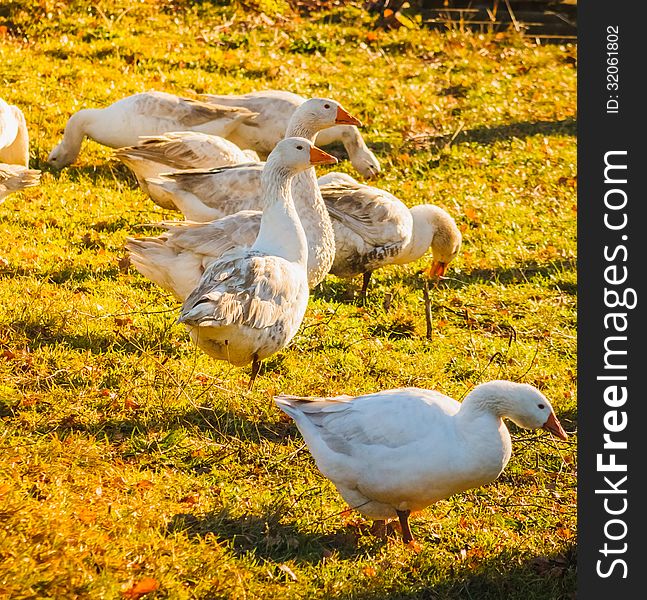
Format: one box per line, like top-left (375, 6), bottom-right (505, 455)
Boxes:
top-left (0, 1), bottom-right (576, 598)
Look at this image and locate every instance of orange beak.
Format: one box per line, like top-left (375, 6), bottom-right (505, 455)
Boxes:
top-left (310, 146), bottom-right (338, 166)
top-left (542, 412), bottom-right (568, 440)
top-left (425, 261), bottom-right (446, 278)
top-left (335, 105), bottom-right (362, 127)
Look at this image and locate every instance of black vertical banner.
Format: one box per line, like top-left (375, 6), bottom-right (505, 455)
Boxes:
top-left (578, 2), bottom-right (646, 597)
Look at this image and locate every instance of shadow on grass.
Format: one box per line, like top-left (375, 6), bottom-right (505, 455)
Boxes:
top-left (167, 507), bottom-right (373, 564)
top-left (313, 258), bottom-right (576, 307)
top-left (8, 314), bottom-right (183, 358)
top-left (335, 545), bottom-right (576, 600)
top-left (37, 160), bottom-right (137, 186)
top-left (409, 118), bottom-right (576, 151)
top-left (167, 506), bottom-right (576, 597)
top-left (399, 258), bottom-right (577, 292)
top-left (313, 277), bottom-right (362, 304)
top-left (31, 397), bottom-right (293, 452)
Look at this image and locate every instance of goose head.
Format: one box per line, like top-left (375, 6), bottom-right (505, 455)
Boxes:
top-left (289, 98), bottom-right (361, 139)
top-left (428, 218), bottom-right (462, 278)
top-left (47, 140), bottom-right (77, 168)
top-left (265, 136), bottom-right (338, 176)
top-left (352, 143), bottom-right (381, 178)
top-left (407, 204), bottom-right (462, 276)
top-left (470, 380), bottom-right (568, 440)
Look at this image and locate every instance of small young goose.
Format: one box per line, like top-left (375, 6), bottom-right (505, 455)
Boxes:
top-left (275, 380), bottom-right (568, 544)
top-left (0, 164), bottom-right (41, 204)
top-left (201, 89), bottom-right (380, 178)
top-left (317, 172), bottom-right (462, 296)
top-left (47, 91), bottom-right (258, 168)
top-left (114, 131), bottom-right (258, 208)
top-left (177, 138), bottom-right (337, 384)
top-left (0, 98), bottom-right (30, 167)
top-left (128, 98), bottom-right (358, 293)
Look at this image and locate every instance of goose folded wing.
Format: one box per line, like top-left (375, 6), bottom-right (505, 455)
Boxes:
top-left (155, 211), bottom-right (262, 258)
top-left (161, 163), bottom-right (265, 211)
top-left (321, 184), bottom-right (412, 248)
top-left (278, 390), bottom-right (456, 456)
top-left (179, 253), bottom-right (303, 329)
top-left (115, 132), bottom-right (213, 169)
top-left (135, 93), bottom-right (257, 127)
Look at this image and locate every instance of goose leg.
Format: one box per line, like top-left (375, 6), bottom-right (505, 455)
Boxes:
top-left (396, 509), bottom-right (414, 544)
top-left (248, 354), bottom-right (261, 391)
top-left (360, 271), bottom-right (373, 300)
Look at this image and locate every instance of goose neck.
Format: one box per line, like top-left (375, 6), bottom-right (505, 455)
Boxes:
top-left (397, 205), bottom-right (438, 263)
top-left (254, 166), bottom-right (308, 266)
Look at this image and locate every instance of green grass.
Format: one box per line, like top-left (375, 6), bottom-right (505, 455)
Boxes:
top-left (0, 2), bottom-right (576, 598)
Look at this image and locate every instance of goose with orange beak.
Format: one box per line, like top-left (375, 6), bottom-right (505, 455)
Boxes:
top-left (276, 380), bottom-right (568, 544)
top-left (128, 98), bottom-right (359, 303)
top-left (316, 172), bottom-right (462, 298)
top-left (200, 89), bottom-right (379, 177)
top-left (177, 138), bottom-right (336, 387)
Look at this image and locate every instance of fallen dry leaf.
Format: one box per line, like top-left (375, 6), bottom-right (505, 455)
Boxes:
top-left (122, 577), bottom-right (159, 599)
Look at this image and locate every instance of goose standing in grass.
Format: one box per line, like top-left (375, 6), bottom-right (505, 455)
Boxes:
top-left (47, 91), bottom-right (258, 168)
top-left (114, 131), bottom-right (259, 208)
top-left (317, 172), bottom-right (462, 296)
top-left (0, 164), bottom-right (41, 204)
top-left (177, 137), bottom-right (337, 385)
top-left (200, 90), bottom-right (380, 178)
top-left (275, 380), bottom-right (568, 544)
top-left (0, 98), bottom-right (30, 167)
top-left (127, 98), bottom-right (359, 296)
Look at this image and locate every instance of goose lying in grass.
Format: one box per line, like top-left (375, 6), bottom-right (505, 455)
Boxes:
top-left (127, 98), bottom-right (358, 295)
top-left (114, 131), bottom-right (259, 208)
top-left (201, 89), bottom-right (380, 178)
top-left (177, 138), bottom-right (337, 385)
top-left (47, 91), bottom-right (258, 168)
top-left (0, 98), bottom-right (30, 167)
top-left (275, 380), bottom-right (568, 544)
top-left (0, 164), bottom-right (41, 204)
top-left (317, 172), bottom-right (462, 296)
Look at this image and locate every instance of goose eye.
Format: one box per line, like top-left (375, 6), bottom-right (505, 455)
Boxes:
top-left (296, 145), bottom-right (303, 150)
top-left (324, 103), bottom-right (331, 109)
top-left (538, 403), bottom-right (545, 409)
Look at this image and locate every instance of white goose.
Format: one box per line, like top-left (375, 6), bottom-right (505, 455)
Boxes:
top-left (201, 90), bottom-right (381, 177)
top-left (0, 164), bottom-right (41, 204)
top-left (276, 380), bottom-right (568, 544)
top-left (318, 172), bottom-right (462, 296)
top-left (127, 98), bottom-right (358, 295)
top-left (0, 98), bottom-right (30, 167)
top-left (177, 137), bottom-right (337, 384)
top-left (114, 131), bottom-right (259, 209)
top-left (47, 91), bottom-right (258, 168)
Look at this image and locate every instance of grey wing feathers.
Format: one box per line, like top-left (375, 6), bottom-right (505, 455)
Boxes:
top-left (179, 254), bottom-right (299, 329)
top-left (114, 135), bottom-right (207, 169)
top-left (163, 162), bottom-right (263, 180)
top-left (321, 184), bottom-right (406, 245)
top-left (137, 93), bottom-right (258, 127)
top-left (0, 165), bottom-right (41, 195)
top-left (155, 212), bottom-right (261, 257)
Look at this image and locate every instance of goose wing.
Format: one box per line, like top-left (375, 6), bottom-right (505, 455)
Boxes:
top-left (179, 252), bottom-right (304, 330)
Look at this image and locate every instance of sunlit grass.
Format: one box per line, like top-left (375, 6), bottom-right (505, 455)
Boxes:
top-left (0, 2), bottom-right (576, 598)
